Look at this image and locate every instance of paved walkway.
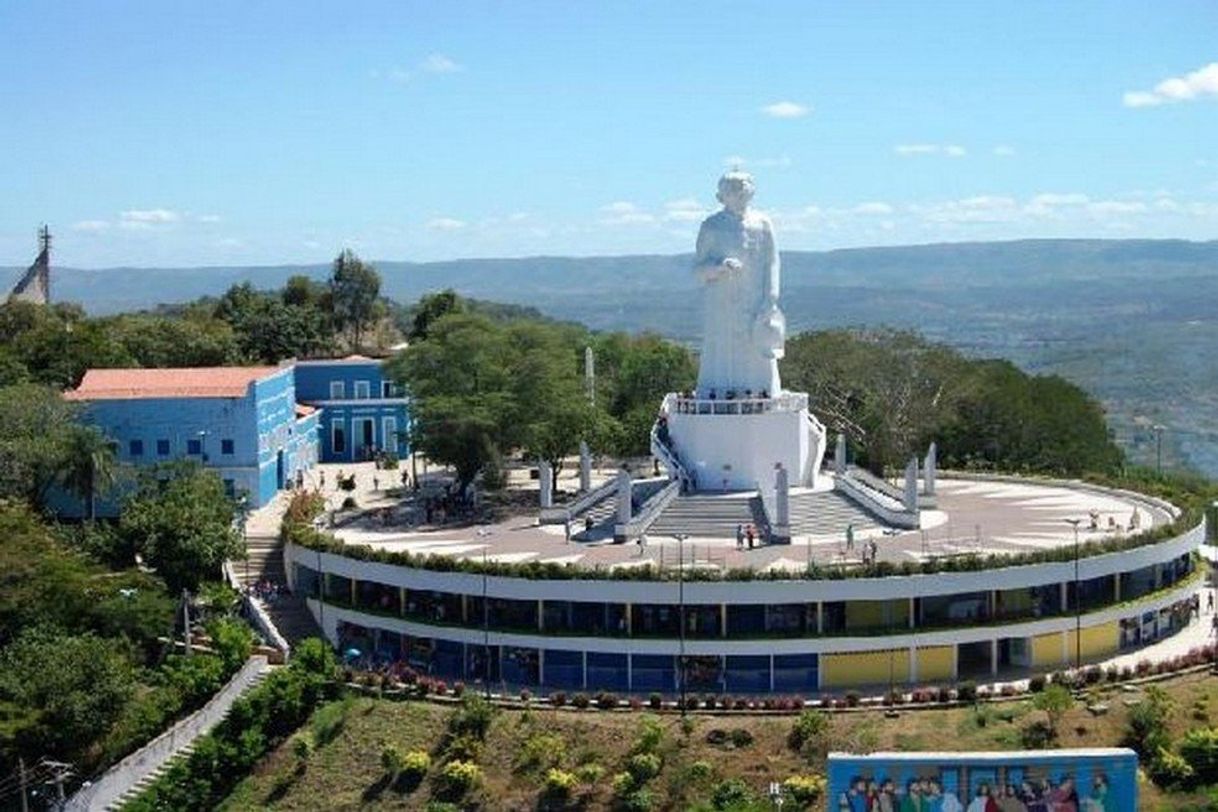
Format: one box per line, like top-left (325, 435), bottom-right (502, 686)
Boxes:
top-left (66, 656), bottom-right (270, 811)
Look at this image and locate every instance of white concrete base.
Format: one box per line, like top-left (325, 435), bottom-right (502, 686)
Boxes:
top-left (666, 399), bottom-right (826, 491)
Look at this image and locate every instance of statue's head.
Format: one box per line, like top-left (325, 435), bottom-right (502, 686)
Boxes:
top-left (716, 171), bottom-right (755, 215)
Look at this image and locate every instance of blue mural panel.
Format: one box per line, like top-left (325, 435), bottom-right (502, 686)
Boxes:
top-left (826, 749), bottom-right (1136, 811)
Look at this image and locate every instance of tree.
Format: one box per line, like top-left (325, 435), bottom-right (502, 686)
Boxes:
top-left (0, 627), bottom-right (135, 763)
top-left (119, 462), bottom-right (244, 592)
top-left (58, 424), bottom-right (120, 520)
top-left (0, 384), bottom-right (83, 508)
top-left (1032, 682), bottom-right (1074, 739)
top-left (407, 289), bottom-right (467, 341)
top-left (329, 249), bottom-right (382, 351)
top-left (0, 504), bottom-right (93, 646)
top-left (391, 314), bottom-right (515, 493)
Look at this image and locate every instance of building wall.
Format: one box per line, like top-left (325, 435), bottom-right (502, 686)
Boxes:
top-left (821, 649), bottom-right (910, 689)
top-left (1031, 631), bottom-right (1066, 669)
top-left (295, 358), bottom-right (410, 463)
top-left (72, 366), bottom-right (315, 511)
top-left (916, 646), bottom-right (955, 682)
top-left (1066, 621), bottom-right (1120, 662)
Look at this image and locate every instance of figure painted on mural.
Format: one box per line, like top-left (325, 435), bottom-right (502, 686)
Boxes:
top-left (693, 171), bottom-right (784, 397)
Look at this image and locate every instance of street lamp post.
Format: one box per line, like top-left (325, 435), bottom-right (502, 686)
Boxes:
top-left (1065, 518), bottom-right (1082, 671)
top-left (674, 533), bottom-right (689, 715)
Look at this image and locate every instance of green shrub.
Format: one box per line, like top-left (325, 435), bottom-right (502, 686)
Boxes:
top-left (576, 762), bottom-right (605, 784)
top-left (382, 744), bottom-right (405, 775)
top-left (612, 770), bottom-right (637, 795)
top-left (516, 732), bottom-right (564, 772)
top-left (310, 696), bottom-right (354, 746)
top-left (1124, 685), bottom-right (1174, 757)
top-left (1178, 728), bottom-right (1218, 785)
top-left (627, 752), bottom-right (662, 782)
top-left (787, 709), bottom-right (830, 754)
top-left (436, 759), bottom-right (481, 797)
top-left (729, 728), bottom-right (754, 747)
top-left (449, 694), bottom-right (495, 739)
top-left (687, 760), bottom-right (714, 781)
top-left (543, 767), bottom-right (578, 797)
top-left (957, 681), bottom-right (977, 702)
top-left (205, 616), bottom-right (254, 672)
top-left (783, 774), bottom-right (827, 807)
top-left (632, 714), bottom-right (664, 754)
top-left (711, 778), bottom-right (755, 810)
top-left (293, 734), bottom-right (314, 762)
top-left (1150, 747), bottom-right (1195, 788)
top-left (402, 750), bottom-right (432, 779)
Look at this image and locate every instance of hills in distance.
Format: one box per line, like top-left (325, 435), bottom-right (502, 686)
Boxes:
top-left (5, 237), bottom-right (1217, 476)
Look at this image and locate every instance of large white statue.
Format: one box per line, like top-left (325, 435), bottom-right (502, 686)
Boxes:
top-left (694, 171), bottom-right (785, 397)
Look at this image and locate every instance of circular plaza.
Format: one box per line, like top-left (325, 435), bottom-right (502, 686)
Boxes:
top-left (285, 471), bottom-right (1205, 696)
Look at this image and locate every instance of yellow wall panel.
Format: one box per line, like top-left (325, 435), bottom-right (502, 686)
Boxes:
top-left (1067, 621), bottom-right (1119, 661)
top-left (822, 650), bottom-right (909, 688)
top-left (916, 646), bottom-right (955, 682)
top-left (1031, 632), bottom-right (1064, 669)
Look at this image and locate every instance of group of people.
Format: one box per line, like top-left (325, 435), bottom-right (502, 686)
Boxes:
top-left (247, 578), bottom-right (287, 605)
top-left (838, 774), bottom-right (1116, 812)
top-left (735, 523), bottom-right (761, 550)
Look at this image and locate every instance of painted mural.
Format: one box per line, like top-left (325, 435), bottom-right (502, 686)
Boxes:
top-left (827, 749), bottom-right (1136, 812)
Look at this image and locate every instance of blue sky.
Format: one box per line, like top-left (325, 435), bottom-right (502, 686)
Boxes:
top-left (1, 1), bottom-right (1215, 267)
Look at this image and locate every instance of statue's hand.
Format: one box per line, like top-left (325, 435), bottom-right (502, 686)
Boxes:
top-left (721, 257), bottom-right (743, 273)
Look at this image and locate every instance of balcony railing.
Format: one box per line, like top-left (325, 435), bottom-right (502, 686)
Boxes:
top-left (668, 391), bottom-right (809, 416)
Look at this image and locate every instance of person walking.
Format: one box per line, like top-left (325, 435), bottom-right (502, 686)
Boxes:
top-left (846, 523), bottom-right (855, 552)
top-left (735, 523), bottom-right (744, 551)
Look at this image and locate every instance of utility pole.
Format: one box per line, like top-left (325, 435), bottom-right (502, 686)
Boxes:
top-left (18, 757), bottom-right (28, 812)
top-left (1065, 518), bottom-right (1082, 671)
top-left (182, 588), bottom-right (192, 657)
top-left (45, 760), bottom-right (72, 810)
top-left (675, 533), bottom-right (688, 716)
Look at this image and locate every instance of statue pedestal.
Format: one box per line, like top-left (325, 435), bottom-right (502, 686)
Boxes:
top-left (660, 393), bottom-right (826, 491)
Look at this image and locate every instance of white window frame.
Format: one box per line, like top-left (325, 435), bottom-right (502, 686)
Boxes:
top-left (382, 380), bottom-right (395, 398)
top-left (383, 417), bottom-right (398, 453)
top-left (329, 381), bottom-right (345, 399)
top-left (354, 380), bottom-right (371, 399)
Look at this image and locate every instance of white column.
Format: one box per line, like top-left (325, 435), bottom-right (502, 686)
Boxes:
top-left (923, 442), bottom-right (938, 495)
top-left (615, 469), bottom-right (632, 524)
top-left (904, 457), bottom-right (919, 512)
top-left (773, 464), bottom-right (790, 543)
top-left (539, 461), bottom-right (553, 508)
top-left (834, 432), bottom-right (847, 475)
top-left (579, 440), bottom-right (592, 492)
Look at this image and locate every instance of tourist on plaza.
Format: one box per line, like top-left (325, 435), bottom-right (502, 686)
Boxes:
top-left (746, 525), bottom-right (755, 549)
top-left (846, 523), bottom-right (855, 552)
top-left (736, 524), bottom-right (744, 550)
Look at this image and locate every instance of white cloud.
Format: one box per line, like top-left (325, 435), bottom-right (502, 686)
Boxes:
top-left (894, 143), bottom-right (967, 158)
top-left (1124, 62), bottom-right (1218, 107)
top-left (913, 196), bottom-right (1021, 224)
top-left (1087, 200), bottom-right (1148, 215)
top-left (852, 202), bottom-right (894, 215)
top-left (197, 214), bottom-right (222, 223)
top-left (760, 100), bottom-right (811, 119)
top-left (72, 220), bottom-right (110, 233)
top-left (600, 201), bottom-right (655, 226)
top-left (426, 217), bottom-right (467, 231)
top-left (894, 144), bottom-right (939, 156)
top-left (993, 145), bottom-right (1016, 157)
top-left (121, 208), bottom-right (180, 224)
top-left (421, 53), bottom-right (462, 74)
top-left (216, 237), bottom-right (244, 248)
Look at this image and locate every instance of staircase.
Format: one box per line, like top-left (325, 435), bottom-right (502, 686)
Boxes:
top-left (787, 489), bottom-right (881, 535)
top-left (574, 498), bottom-right (618, 540)
top-left (648, 492), bottom-right (767, 538)
top-left (232, 533), bottom-right (321, 645)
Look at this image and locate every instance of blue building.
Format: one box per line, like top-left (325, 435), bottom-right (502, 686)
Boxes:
top-left (293, 356), bottom-right (410, 463)
top-left (65, 364), bottom-right (320, 511)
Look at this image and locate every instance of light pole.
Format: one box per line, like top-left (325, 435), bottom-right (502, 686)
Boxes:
top-left (1153, 424), bottom-right (1166, 476)
top-left (674, 533), bottom-right (689, 716)
top-left (482, 545), bottom-right (491, 700)
top-left (1065, 518), bottom-right (1082, 671)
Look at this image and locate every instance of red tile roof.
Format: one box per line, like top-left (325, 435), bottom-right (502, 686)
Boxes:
top-left (65, 367), bottom-right (281, 400)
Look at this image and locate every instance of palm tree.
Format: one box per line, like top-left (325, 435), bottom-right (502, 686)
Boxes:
top-left (59, 426), bottom-right (118, 521)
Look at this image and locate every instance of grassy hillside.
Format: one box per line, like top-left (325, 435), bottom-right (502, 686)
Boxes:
top-left (220, 672), bottom-right (1218, 811)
